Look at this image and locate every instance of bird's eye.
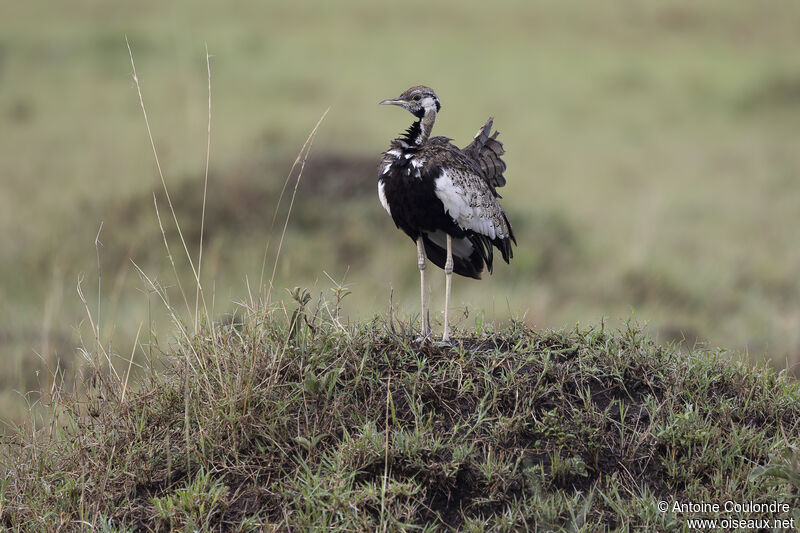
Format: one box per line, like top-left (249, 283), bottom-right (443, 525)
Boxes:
top-left (412, 94), bottom-right (421, 101)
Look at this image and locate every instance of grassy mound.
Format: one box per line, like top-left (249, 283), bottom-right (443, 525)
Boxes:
top-left (2, 312), bottom-right (799, 531)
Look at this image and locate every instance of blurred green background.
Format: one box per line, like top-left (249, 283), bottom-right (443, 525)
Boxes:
top-left (2, 0), bottom-right (800, 425)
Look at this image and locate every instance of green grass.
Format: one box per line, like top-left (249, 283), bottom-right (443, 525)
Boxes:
top-left (2, 0), bottom-right (800, 435)
top-left (2, 308), bottom-right (798, 530)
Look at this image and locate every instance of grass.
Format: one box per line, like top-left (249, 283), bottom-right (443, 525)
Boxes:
top-left (1, 310), bottom-right (799, 530)
top-left (3, 0), bottom-right (800, 426)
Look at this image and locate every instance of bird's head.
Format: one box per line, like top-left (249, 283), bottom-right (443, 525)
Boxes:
top-left (379, 85), bottom-right (441, 118)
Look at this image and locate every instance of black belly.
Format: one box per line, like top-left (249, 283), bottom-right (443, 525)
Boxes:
top-left (379, 165), bottom-right (464, 242)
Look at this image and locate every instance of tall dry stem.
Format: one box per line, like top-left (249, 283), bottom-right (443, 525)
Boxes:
top-left (260, 109), bottom-right (329, 307)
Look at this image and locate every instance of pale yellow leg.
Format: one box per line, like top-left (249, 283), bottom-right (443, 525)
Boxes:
top-left (443, 234), bottom-right (453, 342)
top-left (416, 236), bottom-right (429, 339)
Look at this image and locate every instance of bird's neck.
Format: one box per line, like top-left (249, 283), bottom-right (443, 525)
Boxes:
top-left (404, 108), bottom-right (437, 146)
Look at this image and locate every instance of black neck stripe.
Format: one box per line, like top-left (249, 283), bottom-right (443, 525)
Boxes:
top-left (401, 120), bottom-right (423, 145)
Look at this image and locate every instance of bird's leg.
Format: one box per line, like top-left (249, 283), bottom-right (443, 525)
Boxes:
top-left (416, 236), bottom-right (429, 340)
top-left (443, 234), bottom-right (453, 343)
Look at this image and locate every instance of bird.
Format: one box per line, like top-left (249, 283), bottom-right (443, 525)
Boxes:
top-left (377, 85), bottom-right (516, 342)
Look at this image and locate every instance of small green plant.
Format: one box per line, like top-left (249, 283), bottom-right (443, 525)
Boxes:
top-left (151, 468), bottom-right (228, 531)
top-left (96, 515), bottom-right (134, 533)
top-left (537, 408), bottom-right (578, 448)
top-left (549, 449), bottom-right (589, 485)
top-left (749, 441), bottom-right (800, 521)
top-left (288, 286), bottom-right (312, 340)
top-left (750, 443), bottom-right (800, 492)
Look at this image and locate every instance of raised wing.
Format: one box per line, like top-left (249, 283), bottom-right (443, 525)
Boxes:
top-left (462, 117), bottom-right (507, 194)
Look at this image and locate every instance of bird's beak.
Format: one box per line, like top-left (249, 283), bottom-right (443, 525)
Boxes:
top-left (379, 97), bottom-right (405, 106)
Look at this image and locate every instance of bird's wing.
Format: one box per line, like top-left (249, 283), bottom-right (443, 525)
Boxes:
top-left (433, 165), bottom-right (513, 242)
top-left (462, 117), bottom-right (507, 193)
